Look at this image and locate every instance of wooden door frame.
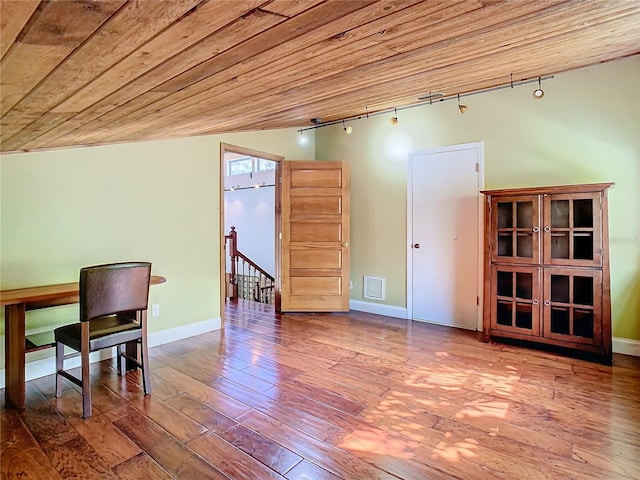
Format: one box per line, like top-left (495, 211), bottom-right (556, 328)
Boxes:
top-left (406, 141), bottom-right (485, 330)
top-left (219, 143), bottom-right (284, 322)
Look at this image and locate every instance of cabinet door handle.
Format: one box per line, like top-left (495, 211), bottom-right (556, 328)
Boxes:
top-left (532, 299), bottom-right (539, 305)
top-left (532, 226), bottom-right (539, 233)
top-left (544, 226), bottom-right (551, 233)
top-left (544, 300), bottom-right (551, 306)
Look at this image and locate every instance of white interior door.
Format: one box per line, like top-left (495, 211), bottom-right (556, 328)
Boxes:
top-left (409, 143), bottom-right (483, 329)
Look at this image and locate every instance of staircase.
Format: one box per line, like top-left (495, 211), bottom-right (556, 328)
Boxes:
top-left (225, 226), bottom-right (275, 304)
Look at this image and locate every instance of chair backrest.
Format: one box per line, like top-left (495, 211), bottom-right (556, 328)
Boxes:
top-left (79, 262), bottom-right (151, 322)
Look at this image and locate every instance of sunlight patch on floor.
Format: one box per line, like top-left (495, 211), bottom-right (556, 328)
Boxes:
top-left (337, 429), bottom-right (417, 458)
top-left (432, 435), bottom-right (480, 462)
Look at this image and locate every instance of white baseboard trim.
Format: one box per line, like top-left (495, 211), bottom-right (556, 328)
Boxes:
top-left (349, 300), bottom-right (407, 319)
top-left (0, 317), bottom-right (221, 389)
top-left (613, 337), bottom-right (640, 357)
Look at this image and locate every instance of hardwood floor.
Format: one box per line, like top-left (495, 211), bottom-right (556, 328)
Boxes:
top-left (2, 299), bottom-right (639, 479)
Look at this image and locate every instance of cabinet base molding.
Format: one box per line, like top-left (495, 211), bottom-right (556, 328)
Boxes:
top-left (486, 333), bottom-right (612, 364)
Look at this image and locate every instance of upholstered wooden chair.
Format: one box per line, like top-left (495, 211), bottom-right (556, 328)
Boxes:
top-left (54, 262), bottom-right (152, 418)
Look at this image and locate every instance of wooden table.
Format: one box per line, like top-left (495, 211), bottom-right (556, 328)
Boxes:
top-left (1, 275), bottom-right (166, 409)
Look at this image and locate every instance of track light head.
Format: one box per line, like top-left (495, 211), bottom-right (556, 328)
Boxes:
top-left (342, 120), bottom-right (352, 135)
top-left (457, 94), bottom-right (467, 114)
top-left (533, 77), bottom-right (544, 99)
top-left (390, 107), bottom-right (398, 125)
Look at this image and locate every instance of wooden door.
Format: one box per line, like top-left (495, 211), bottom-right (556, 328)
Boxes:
top-left (281, 161), bottom-right (350, 312)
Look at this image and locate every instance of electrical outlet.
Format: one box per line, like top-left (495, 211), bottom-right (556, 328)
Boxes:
top-left (151, 304), bottom-right (160, 317)
top-left (349, 281), bottom-right (353, 290)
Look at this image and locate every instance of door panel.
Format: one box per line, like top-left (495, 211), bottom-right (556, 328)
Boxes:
top-left (291, 250), bottom-right (342, 269)
top-left (290, 222), bottom-right (342, 242)
top-left (291, 196), bottom-right (342, 215)
top-left (281, 161), bottom-right (350, 312)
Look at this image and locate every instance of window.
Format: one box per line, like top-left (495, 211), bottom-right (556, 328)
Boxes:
top-left (257, 159), bottom-right (276, 172)
top-left (227, 157), bottom-right (254, 176)
top-left (226, 157), bottom-right (276, 176)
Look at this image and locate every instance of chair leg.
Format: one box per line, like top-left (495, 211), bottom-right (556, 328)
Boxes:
top-left (140, 336), bottom-right (151, 395)
top-left (55, 342), bottom-right (64, 398)
top-left (81, 346), bottom-right (92, 418)
top-left (116, 344), bottom-right (126, 376)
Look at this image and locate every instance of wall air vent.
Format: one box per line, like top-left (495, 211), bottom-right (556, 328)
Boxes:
top-left (363, 276), bottom-right (386, 301)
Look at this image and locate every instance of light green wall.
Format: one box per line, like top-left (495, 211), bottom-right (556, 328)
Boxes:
top-left (316, 56), bottom-right (640, 340)
top-left (0, 128), bottom-right (314, 367)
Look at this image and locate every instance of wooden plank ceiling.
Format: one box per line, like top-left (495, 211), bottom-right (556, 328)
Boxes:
top-left (1, 0), bottom-right (639, 153)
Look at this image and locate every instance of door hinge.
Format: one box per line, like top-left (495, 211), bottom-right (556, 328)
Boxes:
top-left (279, 232), bottom-right (282, 240)
top-left (475, 163), bottom-right (479, 172)
top-left (477, 296), bottom-right (480, 306)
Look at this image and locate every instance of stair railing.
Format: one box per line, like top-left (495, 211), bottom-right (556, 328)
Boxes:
top-left (225, 226), bottom-right (275, 304)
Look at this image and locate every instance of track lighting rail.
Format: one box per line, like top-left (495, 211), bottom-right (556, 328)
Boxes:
top-left (297, 75), bottom-right (554, 133)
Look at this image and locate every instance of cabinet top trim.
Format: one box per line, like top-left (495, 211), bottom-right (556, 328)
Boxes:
top-left (481, 182), bottom-right (614, 197)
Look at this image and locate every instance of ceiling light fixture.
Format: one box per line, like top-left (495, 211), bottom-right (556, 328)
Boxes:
top-left (390, 108), bottom-right (398, 125)
top-left (296, 74), bottom-right (553, 135)
top-left (457, 94), bottom-right (468, 114)
top-left (532, 77), bottom-right (544, 99)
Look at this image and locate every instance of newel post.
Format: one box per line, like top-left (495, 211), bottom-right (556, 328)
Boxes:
top-left (228, 226), bottom-right (238, 299)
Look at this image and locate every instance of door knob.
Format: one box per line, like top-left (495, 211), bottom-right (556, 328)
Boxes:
top-left (342, 242), bottom-right (349, 247)
top-left (413, 243), bottom-right (420, 248)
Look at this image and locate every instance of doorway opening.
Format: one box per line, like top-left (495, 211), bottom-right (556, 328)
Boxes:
top-left (219, 143), bottom-right (284, 319)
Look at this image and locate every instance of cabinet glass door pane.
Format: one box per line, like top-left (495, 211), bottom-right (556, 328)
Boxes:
top-left (573, 199), bottom-right (593, 228)
top-left (497, 202), bottom-right (513, 228)
top-left (550, 275), bottom-right (569, 303)
top-left (497, 271), bottom-right (512, 296)
top-left (516, 202), bottom-right (533, 228)
top-left (551, 200), bottom-right (570, 228)
top-left (515, 272), bottom-right (532, 299)
top-left (515, 303), bottom-right (533, 329)
top-left (550, 307), bottom-right (570, 335)
top-left (574, 233), bottom-right (593, 260)
top-left (497, 301), bottom-right (512, 326)
top-left (516, 233), bottom-right (533, 257)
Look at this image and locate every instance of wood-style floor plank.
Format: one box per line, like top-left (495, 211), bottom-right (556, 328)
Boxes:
top-left (1, 299), bottom-right (639, 479)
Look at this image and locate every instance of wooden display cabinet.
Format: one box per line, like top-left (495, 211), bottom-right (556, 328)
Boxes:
top-left (482, 183), bottom-right (613, 362)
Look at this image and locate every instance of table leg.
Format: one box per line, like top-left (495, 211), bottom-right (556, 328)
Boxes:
top-left (5, 303), bottom-right (26, 409)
